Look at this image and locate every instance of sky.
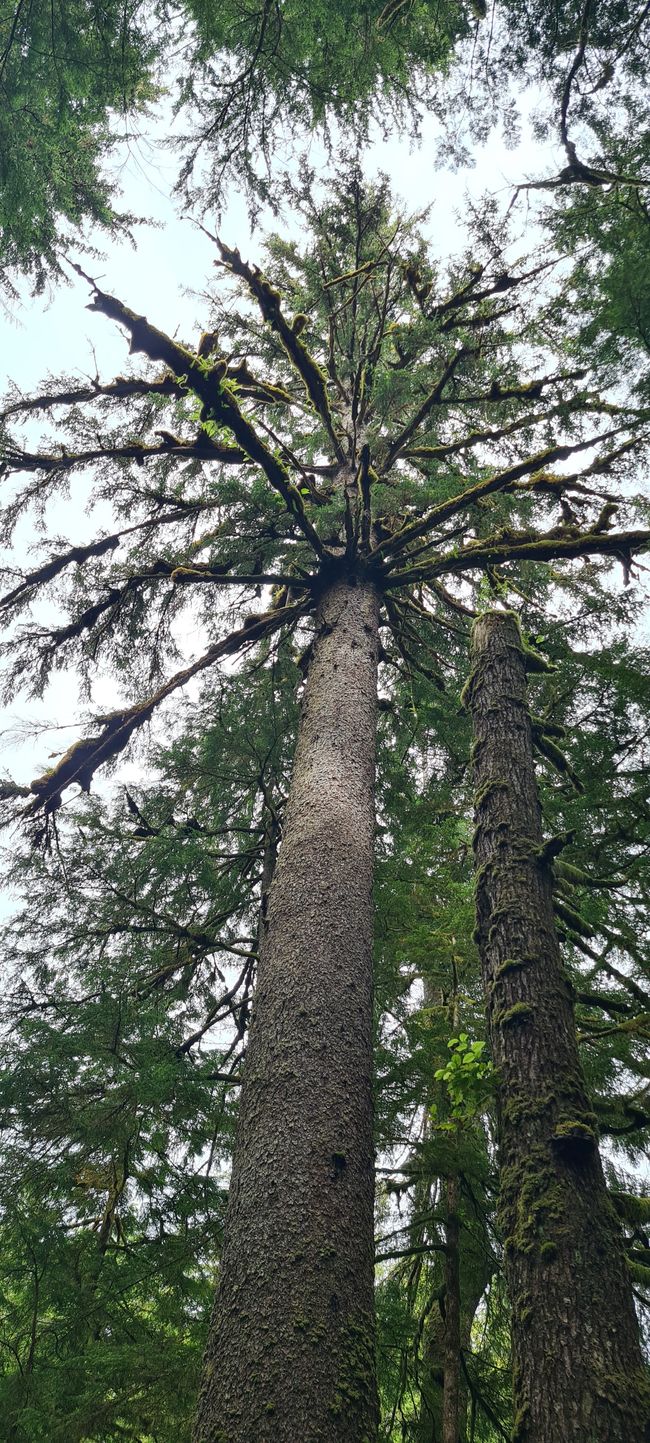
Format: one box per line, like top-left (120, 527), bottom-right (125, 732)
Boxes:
top-left (0, 92), bottom-right (559, 789)
top-left (1, 54), bottom-right (648, 1187)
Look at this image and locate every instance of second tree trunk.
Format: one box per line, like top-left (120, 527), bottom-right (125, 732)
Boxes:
top-left (466, 611), bottom-right (646, 1443)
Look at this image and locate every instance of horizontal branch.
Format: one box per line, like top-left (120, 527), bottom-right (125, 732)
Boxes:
top-left (1, 372), bottom-right (185, 419)
top-left (377, 1242), bottom-right (448, 1262)
top-left (385, 526), bottom-right (650, 588)
top-left (0, 509), bottom-right (219, 614)
top-left (404, 396), bottom-right (646, 465)
top-left (378, 423), bottom-right (646, 563)
top-left (1, 434), bottom-right (247, 478)
top-left (424, 254), bottom-right (559, 322)
top-left (170, 565), bottom-right (311, 589)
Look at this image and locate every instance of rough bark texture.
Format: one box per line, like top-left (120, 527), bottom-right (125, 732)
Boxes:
top-left (194, 571), bottom-right (380, 1443)
top-left (466, 611), bottom-right (647, 1443)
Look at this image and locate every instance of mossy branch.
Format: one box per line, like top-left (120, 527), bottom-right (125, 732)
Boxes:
top-left (537, 831), bottom-right (575, 866)
top-left (378, 422), bottom-right (638, 564)
top-left (216, 240), bottom-right (345, 462)
top-left (22, 602), bottom-right (306, 823)
top-left (0, 435), bottom-right (247, 479)
top-left (553, 897), bottom-right (594, 938)
top-left (404, 399), bottom-right (579, 464)
top-left (430, 525), bottom-right (650, 581)
top-left (533, 728), bottom-right (584, 792)
top-left (610, 1191), bottom-right (650, 1225)
top-left (73, 269), bottom-right (324, 558)
top-left (0, 507), bottom-right (227, 615)
top-left (1, 372), bottom-right (186, 420)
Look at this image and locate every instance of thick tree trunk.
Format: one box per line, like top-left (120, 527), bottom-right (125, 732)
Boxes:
top-left (194, 571), bottom-right (380, 1443)
top-left (466, 611), bottom-right (647, 1443)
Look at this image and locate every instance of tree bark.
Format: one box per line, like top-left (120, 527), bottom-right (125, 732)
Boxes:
top-left (465, 611), bottom-right (647, 1443)
top-left (194, 570), bottom-right (380, 1443)
top-left (441, 1172), bottom-right (461, 1443)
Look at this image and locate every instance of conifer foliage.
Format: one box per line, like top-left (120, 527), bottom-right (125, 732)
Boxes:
top-left (1, 174), bottom-right (650, 1439)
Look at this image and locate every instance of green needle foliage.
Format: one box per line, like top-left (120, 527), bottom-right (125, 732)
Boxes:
top-left (1, 172), bottom-right (650, 1438)
top-left (0, 0), bottom-right (160, 286)
top-left (0, 655), bottom-right (299, 1441)
top-left (4, 0), bottom-right (650, 287)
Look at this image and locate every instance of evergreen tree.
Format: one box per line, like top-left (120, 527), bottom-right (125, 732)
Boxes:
top-left (0, 656), bottom-right (298, 1440)
top-left (2, 174), bottom-right (650, 1438)
top-left (5, 1), bottom-right (649, 283)
top-left (465, 610), bottom-right (646, 1441)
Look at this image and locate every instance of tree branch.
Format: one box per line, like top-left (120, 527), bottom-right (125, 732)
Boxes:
top-left (216, 239), bottom-right (346, 462)
top-left (72, 267), bottom-right (325, 558)
top-left (22, 602), bottom-right (306, 821)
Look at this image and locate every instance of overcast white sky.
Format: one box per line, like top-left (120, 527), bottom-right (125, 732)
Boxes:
top-left (0, 95), bottom-right (560, 788)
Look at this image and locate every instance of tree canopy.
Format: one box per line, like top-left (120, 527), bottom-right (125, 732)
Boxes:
top-left (4, 0), bottom-right (650, 284)
top-left (1, 170), bottom-right (649, 1438)
top-left (3, 0), bottom-right (650, 1435)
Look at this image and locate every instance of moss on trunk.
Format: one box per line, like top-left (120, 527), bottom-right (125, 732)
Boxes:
top-left (466, 610), bottom-right (646, 1443)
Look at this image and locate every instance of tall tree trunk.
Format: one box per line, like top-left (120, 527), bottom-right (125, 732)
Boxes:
top-left (417, 979), bottom-right (490, 1443)
top-left (416, 1172), bottom-right (491, 1443)
top-left (465, 611), bottom-right (647, 1443)
top-left (441, 1172), bottom-right (461, 1443)
top-left (194, 570), bottom-right (380, 1443)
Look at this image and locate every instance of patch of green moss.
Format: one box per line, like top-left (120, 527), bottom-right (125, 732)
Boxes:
top-left (496, 1002), bottom-right (535, 1027)
top-left (511, 1400), bottom-right (530, 1441)
top-left (502, 1092), bottom-right (556, 1130)
top-left (551, 1119), bottom-right (597, 1158)
top-left (595, 1367), bottom-right (650, 1423)
top-left (514, 1290), bottom-right (532, 1313)
top-left (539, 1240), bottom-right (558, 1262)
top-left (328, 1313), bottom-right (376, 1424)
top-left (474, 857), bottom-right (501, 890)
top-left (293, 1314), bottom-right (327, 1344)
top-left (521, 639), bottom-right (557, 674)
top-left (460, 673), bottom-right (474, 710)
top-left (494, 957), bottom-right (526, 979)
top-left (488, 906), bottom-right (527, 944)
top-left (500, 1147), bottom-right (567, 1257)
